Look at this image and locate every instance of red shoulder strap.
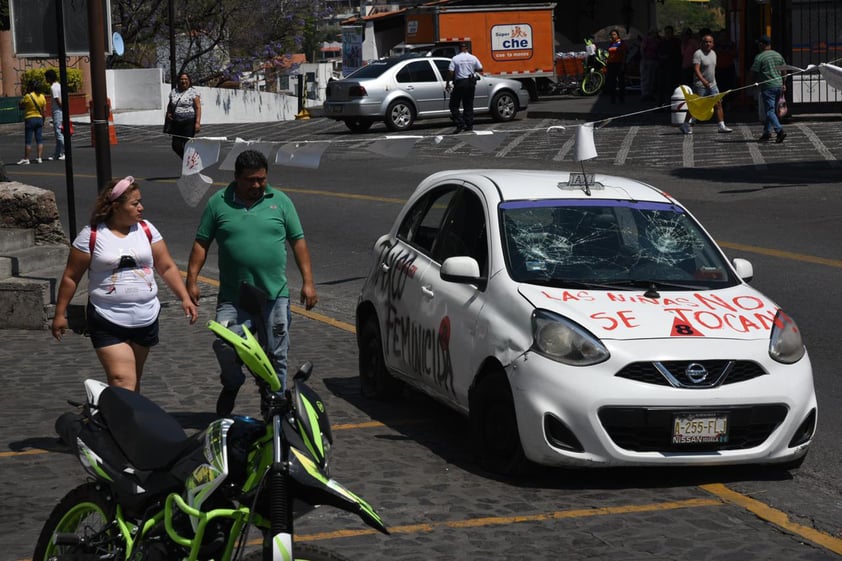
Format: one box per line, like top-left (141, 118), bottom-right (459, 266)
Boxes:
top-left (139, 220), bottom-right (152, 243)
top-left (89, 221), bottom-right (152, 254)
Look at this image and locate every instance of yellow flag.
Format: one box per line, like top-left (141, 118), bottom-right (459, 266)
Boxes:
top-left (682, 87), bottom-right (730, 121)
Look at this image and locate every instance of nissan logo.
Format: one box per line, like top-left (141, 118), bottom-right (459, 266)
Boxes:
top-left (685, 363), bottom-right (709, 384)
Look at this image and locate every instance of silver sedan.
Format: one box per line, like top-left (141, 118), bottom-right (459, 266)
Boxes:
top-left (323, 55), bottom-right (530, 132)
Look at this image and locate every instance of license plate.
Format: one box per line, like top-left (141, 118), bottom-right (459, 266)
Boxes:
top-left (330, 104), bottom-right (343, 113)
top-left (672, 413), bottom-right (728, 444)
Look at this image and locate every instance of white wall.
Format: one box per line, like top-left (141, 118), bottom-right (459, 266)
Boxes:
top-left (92, 68), bottom-right (312, 126)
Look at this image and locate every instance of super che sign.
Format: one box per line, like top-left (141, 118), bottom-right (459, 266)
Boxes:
top-left (491, 23), bottom-right (533, 61)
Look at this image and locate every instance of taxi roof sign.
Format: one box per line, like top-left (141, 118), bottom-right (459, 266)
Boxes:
top-left (559, 172), bottom-right (603, 194)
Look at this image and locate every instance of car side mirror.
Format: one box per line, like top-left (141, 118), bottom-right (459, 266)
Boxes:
top-left (441, 256), bottom-right (486, 287)
top-left (732, 257), bottom-right (754, 283)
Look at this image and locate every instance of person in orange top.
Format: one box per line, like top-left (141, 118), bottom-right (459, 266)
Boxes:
top-left (604, 29), bottom-right (627, 103)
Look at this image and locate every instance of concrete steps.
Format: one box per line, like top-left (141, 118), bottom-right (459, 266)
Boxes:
top-left (0, 228), bottom-right (86, 330)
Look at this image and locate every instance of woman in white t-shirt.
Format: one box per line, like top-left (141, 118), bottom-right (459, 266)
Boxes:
top-left (52, 176), bottom-right (198, 391)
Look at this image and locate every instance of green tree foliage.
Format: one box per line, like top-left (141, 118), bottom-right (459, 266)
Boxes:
top-left (21, 68), bottom-right (83, 94)
top-left (657, 0), bottom-right (724, 33)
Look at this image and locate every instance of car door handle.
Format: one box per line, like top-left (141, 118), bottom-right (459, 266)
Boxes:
top-left (421, 285), bottom-right (435, 298)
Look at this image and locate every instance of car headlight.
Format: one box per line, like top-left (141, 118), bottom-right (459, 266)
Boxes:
top-left (769, 309), bottom-right (805, 364)
top-left (531, 309), bottom-right (610, 366)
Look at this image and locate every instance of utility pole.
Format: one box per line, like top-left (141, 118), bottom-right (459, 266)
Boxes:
top-left (88, 0), bottom-right (112, 191)
top-left (55, 0), bottom-right (78, 238)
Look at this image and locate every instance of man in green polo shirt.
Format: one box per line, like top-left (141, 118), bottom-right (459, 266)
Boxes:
top-left (186, 150), bottom-right (318, 416)
top-left (750, 35), bottom-right (787, 143)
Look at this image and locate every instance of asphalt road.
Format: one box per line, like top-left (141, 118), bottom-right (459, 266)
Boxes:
top-left (1, 108), bottom-right (841, 560)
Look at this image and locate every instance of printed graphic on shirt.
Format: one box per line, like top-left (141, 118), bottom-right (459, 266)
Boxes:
top-left (107, 249), bottom-right (154, 294)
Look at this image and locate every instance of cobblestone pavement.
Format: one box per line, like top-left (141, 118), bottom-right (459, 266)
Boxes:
top-left (2, 284), bottom-right (841, 561)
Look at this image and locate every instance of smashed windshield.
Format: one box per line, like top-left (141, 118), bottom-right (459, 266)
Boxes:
top-left (500, 200), bottom-right (738, 289)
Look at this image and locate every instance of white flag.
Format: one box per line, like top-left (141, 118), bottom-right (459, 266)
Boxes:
top-left (819, 63), bottom-right (842, 92)
top-left (177, 172), bottom-right (213, 207)
top-left (367, 136), bottom-right (422, 158)
top-left (275, 143), bottom-right (329, 169)
top-left (462, 130), bottom-right (507, 152)
top-left (181, 139), bottom-right (221, 176)
top-left (574, 123), bottom-right (598, 161)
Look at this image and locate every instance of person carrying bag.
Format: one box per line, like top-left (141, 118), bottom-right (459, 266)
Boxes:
top-left (17, 80), bottom-right (47, 165)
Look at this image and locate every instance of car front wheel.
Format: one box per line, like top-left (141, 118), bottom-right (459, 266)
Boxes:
top-left (469, 369), bottom-right (528, 475)
top-left (384, 99), bottom-right (416, 131)
top-left (490, 91), bottom-right (518, 121)
top-left (359, 316), bottom-right (402, 398)
top-left (344, 118), bottom-right (373, 132)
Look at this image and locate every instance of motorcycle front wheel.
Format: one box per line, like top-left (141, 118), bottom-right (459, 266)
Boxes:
top-left (33, 483), bottom-right (121, 561)
top-left (243, 542), bottom-right (355, 561)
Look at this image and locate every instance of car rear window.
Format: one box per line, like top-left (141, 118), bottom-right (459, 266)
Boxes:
top-left (346, 60), bottom-right (399, 79)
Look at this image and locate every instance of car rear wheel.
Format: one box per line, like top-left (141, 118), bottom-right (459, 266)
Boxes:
top-left (384, 99), bottom-right (415, 131)
top-left (359, 316), bottom-right (402, 398)
top-left (344, 118), bottom-right (373, 132)
top-left (490, 91), bottom-right (518, 121)
top-left (469, 369), bottom-right (528, 475)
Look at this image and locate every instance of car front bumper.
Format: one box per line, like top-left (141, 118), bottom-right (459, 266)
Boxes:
top-left (508, 338), bottom-right (817, 468)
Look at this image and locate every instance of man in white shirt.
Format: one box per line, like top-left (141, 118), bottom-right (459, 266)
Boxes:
top-left (446, 43), bottom-right (483, 133)
top-left (45, 69), bottom-right (65, 160)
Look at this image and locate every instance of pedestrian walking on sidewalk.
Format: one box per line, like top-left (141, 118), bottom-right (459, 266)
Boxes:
top-left (750, 35), bottom-right (787, 143)
top-left (165, 72), bottom-right (202, 159)
top-left (679, 33), bottom-right (733, 135)
top-left (446, 42), bottom-right (483, 133)
top-left (17, 80), bottom-right (46, 165)
top-left (186, 150), bottom-right (318, 417)
top-left (52, 176), bottom-right (198, 392)
top-left (45, 69), bottom-right (65, 161)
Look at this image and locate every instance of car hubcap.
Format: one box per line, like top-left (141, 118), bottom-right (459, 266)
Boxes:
top-left (497, 97), bottom-right (514, 118)
top-left (393, 106), bottom-right (410, 127)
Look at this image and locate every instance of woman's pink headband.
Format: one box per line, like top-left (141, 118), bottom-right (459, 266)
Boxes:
top-left (109, 176), bottom-right (135, 201)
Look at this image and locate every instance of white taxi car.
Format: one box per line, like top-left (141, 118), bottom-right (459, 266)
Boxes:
top-left (355, 170), bottom-right (817, 474)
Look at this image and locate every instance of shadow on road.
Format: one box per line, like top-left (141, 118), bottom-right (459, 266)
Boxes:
top-left (672, 160), bottom-right (841, 187)
top-left (322, 376), bottom-right (795, 489)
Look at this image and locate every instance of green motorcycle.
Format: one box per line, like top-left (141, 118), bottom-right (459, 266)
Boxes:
top-left (34, 283), bottom-right (389, 561)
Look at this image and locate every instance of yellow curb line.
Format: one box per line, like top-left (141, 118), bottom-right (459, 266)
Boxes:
top-left (294, 497), bottom-right (722, 542)
top-left (700, 483), bottom-right (842, 554)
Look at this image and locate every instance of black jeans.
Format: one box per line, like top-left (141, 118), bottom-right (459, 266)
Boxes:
top-left (449, 78), bottom-right (477, 128)
top-left (605, 63), bottom-right (625, 102)
top-left (169, 118), bottom-right (195, 158)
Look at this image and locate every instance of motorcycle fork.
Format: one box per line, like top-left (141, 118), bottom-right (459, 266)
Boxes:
top-left (265, 414), bottom-right (294, 561)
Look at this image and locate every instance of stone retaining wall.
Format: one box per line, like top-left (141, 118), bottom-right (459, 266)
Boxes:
top-left (0, 182), bottom-right (68, 245)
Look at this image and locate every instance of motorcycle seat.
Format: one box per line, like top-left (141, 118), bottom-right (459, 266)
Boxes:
top-left (99, 386), bottom-right (192, 471)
